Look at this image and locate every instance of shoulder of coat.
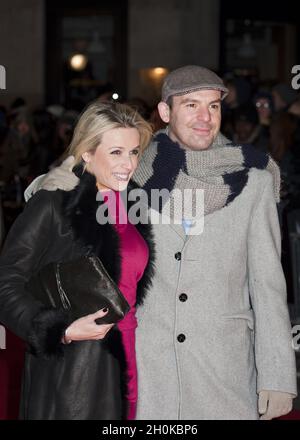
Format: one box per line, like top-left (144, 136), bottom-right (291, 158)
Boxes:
top-left (26, 189), bottom-right (64, 213)
top-left (249, 168), bottom-right (273, 185)
top-left (247, 168), bottom-right (275, 198)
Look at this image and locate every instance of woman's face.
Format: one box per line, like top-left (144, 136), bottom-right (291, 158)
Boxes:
top-left (82, 127), bottom-right (140, 192)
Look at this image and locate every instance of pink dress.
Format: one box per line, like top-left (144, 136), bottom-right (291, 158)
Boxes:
top-left (103, 190), bottom-right (149, 420)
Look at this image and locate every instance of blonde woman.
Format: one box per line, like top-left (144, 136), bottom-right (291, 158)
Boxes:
top-left (0, 102), bottom-right (155, 420)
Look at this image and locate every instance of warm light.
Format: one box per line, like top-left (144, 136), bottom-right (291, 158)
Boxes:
top-left (70, 54), bottom-right (88, 71)
top-left (153, 67), bottom-right (167, 76)
top-left (149, 67), bottom-right (168, 80)
top-left (112, 93), bottom-right (119, 100)
top-left (139, 67), bottom-right (169, 105)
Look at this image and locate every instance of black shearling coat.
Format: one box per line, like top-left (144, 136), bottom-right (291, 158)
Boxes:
top-left (0, 172), bottom-right (155, 420)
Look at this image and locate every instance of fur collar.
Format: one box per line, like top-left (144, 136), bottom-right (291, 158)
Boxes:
top-left (62, 170), bottom-right (155, 307)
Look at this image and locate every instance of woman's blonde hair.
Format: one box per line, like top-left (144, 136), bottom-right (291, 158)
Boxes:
top-left (66, 101), bottom-right (152, 166)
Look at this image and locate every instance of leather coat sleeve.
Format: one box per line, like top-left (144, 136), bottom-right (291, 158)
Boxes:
top-left (248, 172), bottom-right (297, 396)
top-left (0, 190), bottom-right (71, 357)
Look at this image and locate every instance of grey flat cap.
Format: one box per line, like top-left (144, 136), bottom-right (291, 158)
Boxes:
top-left (162, 65), bottom-right (228, 102)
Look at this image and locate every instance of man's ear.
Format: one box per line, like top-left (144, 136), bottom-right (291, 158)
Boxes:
top-left (158, 102), bottom-right (170, 124)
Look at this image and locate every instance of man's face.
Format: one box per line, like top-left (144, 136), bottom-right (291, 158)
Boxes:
top-left (158, 89), bottom-right (222, 150)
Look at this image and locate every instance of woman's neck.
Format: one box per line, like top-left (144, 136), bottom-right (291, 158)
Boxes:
top-left (96, 182), bottom-right (118, 194)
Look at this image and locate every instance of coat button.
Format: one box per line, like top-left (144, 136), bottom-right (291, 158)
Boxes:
top-left (179, 293), bottom-right (188, 302)
top-left (177, 334), bottom-right (186, 343)
top-left (174, 252), bottom-right (181, 261)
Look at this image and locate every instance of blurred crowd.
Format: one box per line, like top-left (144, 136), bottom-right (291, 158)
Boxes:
top-left (222, 77), bottom-right (300, 204)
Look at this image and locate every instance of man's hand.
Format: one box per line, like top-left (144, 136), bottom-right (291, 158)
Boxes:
top-left (41, 156), bottom-right (79, 191)
top-left (24, 156), bottom-right (79, 201)
top-left (258, 390), bottom-right (294, 420)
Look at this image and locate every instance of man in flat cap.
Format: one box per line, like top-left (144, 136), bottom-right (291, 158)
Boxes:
top-left (25, 65), bottom-right (297, 420)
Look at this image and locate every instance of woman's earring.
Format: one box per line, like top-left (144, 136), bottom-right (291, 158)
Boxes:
top-left (81, 152), bottom-right (90, 174)
top-left (80, 159), bottom-right (87, 174)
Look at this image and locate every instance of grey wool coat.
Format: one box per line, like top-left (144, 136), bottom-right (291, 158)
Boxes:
top-left (135, 168), bottom-right (297, 420)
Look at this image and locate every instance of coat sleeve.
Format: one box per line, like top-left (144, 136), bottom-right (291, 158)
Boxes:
top-left (0, 190), bottom-right (71, 358)
top-left (248, 171), bottom-right (297, 396)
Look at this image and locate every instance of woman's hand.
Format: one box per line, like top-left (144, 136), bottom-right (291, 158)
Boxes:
top-left (63, 308), bottom-right (114, 343)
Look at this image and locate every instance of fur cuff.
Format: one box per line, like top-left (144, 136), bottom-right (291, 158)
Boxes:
top-left (28, 307), bottom-right (72, 358)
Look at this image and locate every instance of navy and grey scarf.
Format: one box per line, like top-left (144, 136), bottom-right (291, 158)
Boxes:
top-left (133, 129), bottom-right (280, 219)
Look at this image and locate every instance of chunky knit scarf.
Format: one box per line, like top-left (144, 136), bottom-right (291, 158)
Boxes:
top-left (133, 129), bottom-right (280, 221)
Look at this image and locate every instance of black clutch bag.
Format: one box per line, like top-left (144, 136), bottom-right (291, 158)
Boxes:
top-left (26, 256), bottom-right (130, 324)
